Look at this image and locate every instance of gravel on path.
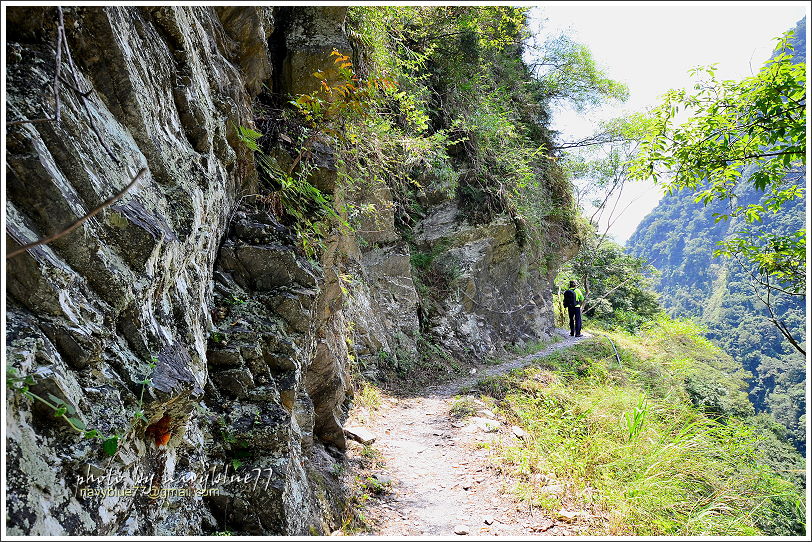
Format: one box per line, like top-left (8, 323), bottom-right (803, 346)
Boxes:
top-left (344, 329), bottom-right (592, 536)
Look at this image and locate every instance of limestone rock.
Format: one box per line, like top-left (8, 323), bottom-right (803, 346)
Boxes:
top-left (413, 200), bottom-right (558, 360)
top-left (478, 409), bottom-right (497, 419)
top-left (5, 5), bottom-right (351, 537)
top-left (372, 473), bottom-right (393, 486)
top-left (463, 417), bottom-right (501, 433)
top-left (454, 525), bottom-right (470, 535)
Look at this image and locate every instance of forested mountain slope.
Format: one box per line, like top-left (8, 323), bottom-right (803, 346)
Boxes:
top-left (627, 17), bottom-right (806, 452)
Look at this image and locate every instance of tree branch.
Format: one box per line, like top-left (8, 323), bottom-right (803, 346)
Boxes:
top-left (730, 252), bottom-right (805, 297)
top-left (582, 274), bottom-right (637, 316)
top-left (6, 168), bottom-right (147, 259)
top-left (553, 136), bottom-right (631, 150)
top-left (746, 267), bottom-right (806, 356)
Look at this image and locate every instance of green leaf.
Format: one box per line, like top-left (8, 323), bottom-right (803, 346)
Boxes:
top-left (239, 126), bottom-right (263, 140)
top-left (68, 417), bottom-right (87, 431)
top-left (103, 436), bottom-right (119, 457)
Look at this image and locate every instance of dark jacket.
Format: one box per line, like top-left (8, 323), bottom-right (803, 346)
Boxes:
top-left (563, 289), bottom-right (575, 308)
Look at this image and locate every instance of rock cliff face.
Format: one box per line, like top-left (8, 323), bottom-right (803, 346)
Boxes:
top-left (5, 6), bottom-right (572, 535)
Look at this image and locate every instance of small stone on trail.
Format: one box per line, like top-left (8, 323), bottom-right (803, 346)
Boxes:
top-left (511, 425), bottom-right (528, 439)
top-left (464, 417), bottom-right (501, 433)
top-left (469, 368), bottom-right (477, 375)
top-left (478, 409), bottom-right (497, 419)
top-left (454, 525), bottom-right (470, 535)
top-left (343, 426), bottom-right (375, 445)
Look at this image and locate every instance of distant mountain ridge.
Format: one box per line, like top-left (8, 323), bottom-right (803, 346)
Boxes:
top-left (626, 17), bottom-right (807, 451)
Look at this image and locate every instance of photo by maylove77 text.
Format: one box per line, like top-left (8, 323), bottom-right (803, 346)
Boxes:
top-left (73, 461), bottom-right (275, 499)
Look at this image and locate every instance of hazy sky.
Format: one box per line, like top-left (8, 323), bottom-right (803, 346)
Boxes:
top-left (528, 2), bottom-right (809, 244)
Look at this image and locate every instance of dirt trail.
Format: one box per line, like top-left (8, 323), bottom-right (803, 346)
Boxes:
top-left (344, 329), bottom-right (591, 536)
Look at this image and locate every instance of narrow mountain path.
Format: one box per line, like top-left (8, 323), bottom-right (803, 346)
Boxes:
top-left (344, 329), bottom-right (591, 536)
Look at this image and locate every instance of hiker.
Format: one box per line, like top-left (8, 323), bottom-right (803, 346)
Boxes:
top-left (562, 280), bottom-right (584, 337)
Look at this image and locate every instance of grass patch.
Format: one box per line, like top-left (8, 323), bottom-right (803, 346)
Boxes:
top-left (450, 395), bottom-right (479, 418)
top-left (471, 321), bottom-right (805, 536)
top-left (348, 381), bottom-right (384, 425)
top-left (357, 381), bottom-right (382, 411)
top-left (340, 443), bottom-right (389, 534)
top-left (359, 444), bottom-right (385, 467)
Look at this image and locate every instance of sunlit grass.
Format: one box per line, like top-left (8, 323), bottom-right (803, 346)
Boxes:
top-left (474, 328), bottom-right (805, 536)
top-left (356, 381), bottom-right (383, 411)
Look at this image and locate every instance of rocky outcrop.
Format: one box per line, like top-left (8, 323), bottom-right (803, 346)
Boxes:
top-left (5, 6), bottom-right (341, 536)
top-left (204, 208), bottom-right (345, 534)
top-left (5, 5), bottom-right (573, 536)
top-left (413, 199), bottom-right (556, 357)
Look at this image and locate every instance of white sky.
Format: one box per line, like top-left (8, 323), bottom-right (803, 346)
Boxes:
top-left (527, 1), bottom-right (809, 244)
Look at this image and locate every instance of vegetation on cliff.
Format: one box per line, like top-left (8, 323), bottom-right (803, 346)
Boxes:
top-left (626, 188), bottom-right (806, 451)
top-left (242, 6), bottom-right (628, 388)
top-left (254, 6), bottom-right (631, 263)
